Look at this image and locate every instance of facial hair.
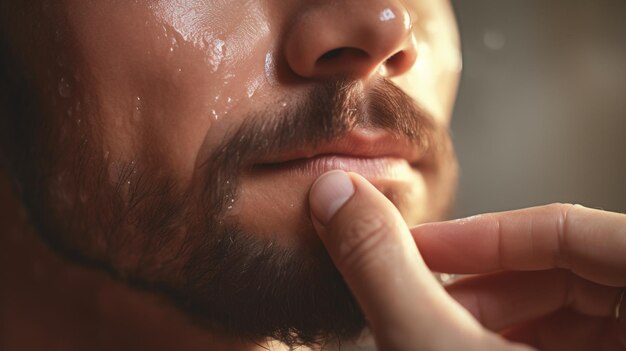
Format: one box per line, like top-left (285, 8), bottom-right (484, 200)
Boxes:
top-left (4, 73), bottom-right (455, 348)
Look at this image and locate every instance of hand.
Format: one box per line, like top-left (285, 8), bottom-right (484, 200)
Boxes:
top-left (413, 202), bottom-right (626, 350)
top-left (309, 171), bottom-right (534, 351)
top-left (309, 170), bottom-right (625, 351)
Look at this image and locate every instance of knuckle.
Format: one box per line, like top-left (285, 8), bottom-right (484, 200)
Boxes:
top-left (345, 212), bottom-right (391, 238)
top-left (333, 212), bottom-right (400, 273)
top-left (546, 202), bottom-right (576, 213)
top-left (551, 203), bottom-right (576, 268)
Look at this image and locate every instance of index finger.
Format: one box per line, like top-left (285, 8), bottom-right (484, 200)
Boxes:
top-left (411, 203), bottom-right (626, 286)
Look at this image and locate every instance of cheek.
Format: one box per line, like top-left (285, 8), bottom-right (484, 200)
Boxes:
top-left (65, 0), bottom-right (272, 184)
top-left (392, 2), bottom-right (461, 125)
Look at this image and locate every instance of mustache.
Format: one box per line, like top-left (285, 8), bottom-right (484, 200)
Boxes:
top-left (198, 77), bottom-right (443, 213)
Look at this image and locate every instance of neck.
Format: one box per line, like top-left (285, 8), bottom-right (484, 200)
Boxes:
top-left (0, 170), bottom-right (290, 351)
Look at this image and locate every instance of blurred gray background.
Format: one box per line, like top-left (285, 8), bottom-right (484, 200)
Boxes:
top-left (450, 0), bottom-right (626, 217)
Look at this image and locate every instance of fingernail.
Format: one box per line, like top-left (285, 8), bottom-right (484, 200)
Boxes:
top-left (309, 170), bottom-right (355, 225)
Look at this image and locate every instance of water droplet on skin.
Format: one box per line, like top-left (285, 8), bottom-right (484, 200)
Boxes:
top-left (207, 39), bottom-right (225, 72)
top-left (280, 101), bottom-right (287, 107)
top-left (133, 96), bottom-right (143, 120)
top-left (211, 109), bottom-right (219, 120)
top-left (58, 77), bottom-right (72, 98)
top-left (246, 88), bottom-right (255, 98)
top-left (246, 77), bottom-right (262, 98)
top-left (439, 273), bottom-right (451, 282)
top-left (264, 52), bottom-right (277, 83)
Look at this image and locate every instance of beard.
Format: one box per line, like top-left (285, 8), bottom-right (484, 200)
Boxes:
top-left (3, 73), bottom-right (457, 348)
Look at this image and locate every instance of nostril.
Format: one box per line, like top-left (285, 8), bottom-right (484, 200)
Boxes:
top-left (385, 51), bottom-right (406, 67)
top-left (316, 47), bottom-right (369, 65)
top-left (318, 48), bottom-right (344, 62)
top-left (381, 49), bottom-right (415, 77)
top-left (313, 47), bottom-right (371, 77)
top-left (312, 47), bottom-right (413, 78)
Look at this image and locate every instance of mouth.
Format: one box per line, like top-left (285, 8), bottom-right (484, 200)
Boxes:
top-left (235, 129), bottom-right (429, 238)
top-left (251, 129), bottom-right (424, 180)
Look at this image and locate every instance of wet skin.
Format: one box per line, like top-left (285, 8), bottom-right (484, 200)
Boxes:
top-left (56, 0), bottom-right (460, 238)
top-left (0, 0), bottom-right (461, 349)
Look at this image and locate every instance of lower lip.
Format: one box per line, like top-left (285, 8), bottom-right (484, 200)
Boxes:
top-left (253, 155), bottom-right (415, 180)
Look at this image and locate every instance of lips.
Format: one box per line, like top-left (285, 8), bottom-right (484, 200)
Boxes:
top-left (251, 129), bottom-right (423, 179)
top-left (255, 154), bottom-right (412, 178)
top-left (237, 128), bottom-right (429, 238)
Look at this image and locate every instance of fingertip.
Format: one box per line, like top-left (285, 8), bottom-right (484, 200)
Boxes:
top-left (309, 170), bottom-right (355, 225)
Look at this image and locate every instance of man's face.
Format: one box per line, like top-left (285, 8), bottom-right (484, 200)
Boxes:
top-left (0, 0), bottom-right (460, 347)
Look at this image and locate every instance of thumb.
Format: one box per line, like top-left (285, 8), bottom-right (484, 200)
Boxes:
top-left (309, 171), bottom-right (525, 351)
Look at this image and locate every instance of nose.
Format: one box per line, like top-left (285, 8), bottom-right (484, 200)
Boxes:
top-left (284, 0), bottom-right (417, 80)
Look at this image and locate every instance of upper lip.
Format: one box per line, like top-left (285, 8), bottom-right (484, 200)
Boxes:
top-left (254, 129), bottom-right (425, 167)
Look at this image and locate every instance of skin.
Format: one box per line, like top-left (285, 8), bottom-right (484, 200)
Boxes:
top-left (1, 1), bottom-right (623, 351)
top-left (0, 0), bottom-right (460, 349)
top-left (0, 0), bottom-right (458, 253)
top-left (309, 172), bottom-right (626, 350)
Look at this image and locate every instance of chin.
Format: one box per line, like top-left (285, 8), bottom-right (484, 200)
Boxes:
top-left (233, 165), bottom-right (429, 249)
